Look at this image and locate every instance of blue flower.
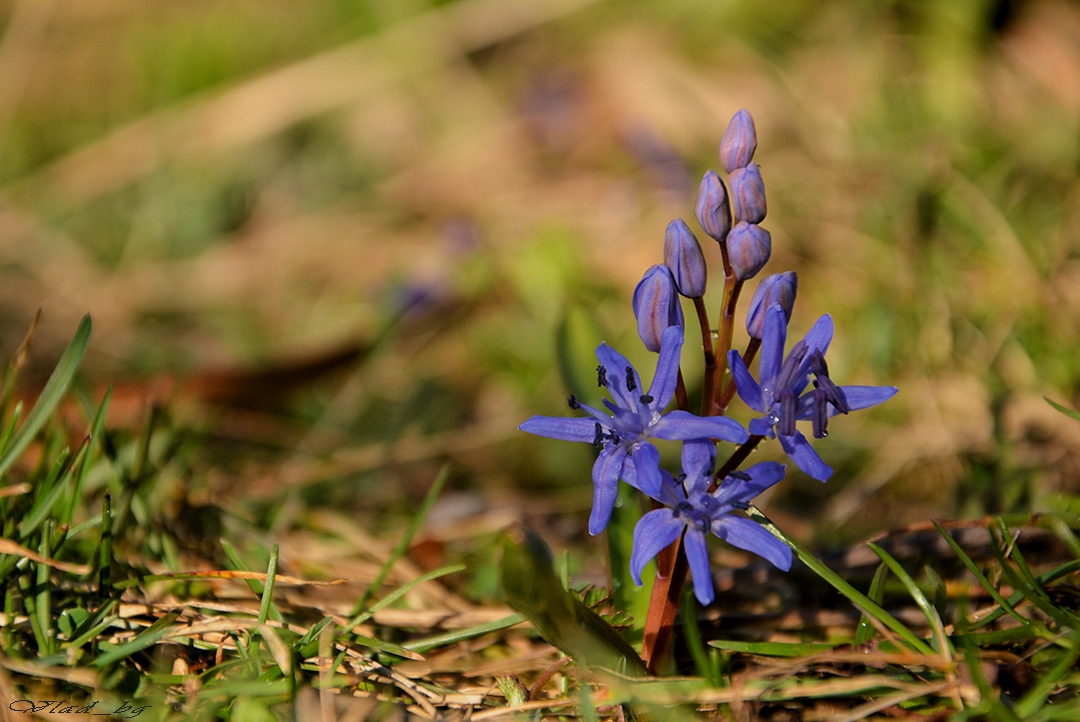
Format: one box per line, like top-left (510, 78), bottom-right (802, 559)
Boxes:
top-left (520, 326), bottom-right (749, 535)
top-left (629, 441), bottom-right (791, 605)
top-left (727, 304), bottom-right (898, 481)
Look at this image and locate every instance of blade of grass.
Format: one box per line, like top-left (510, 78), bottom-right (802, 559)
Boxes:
top-left (98, 491), bottom-right (112, 602)
top-left (866, 541), bottom-right (951, 658)
top-left (933, 521), bottom-right (1033, 630)
top-left (344, 562), bottom-right (465, 630)
top-left (403, 613), bottom-right (525, 654)
top-left (0, 315), bottom-right (91, 481)
top-left (708, 640), bottom-right (836, 657)
top-left (1014, 631), bottom-right (1080, 718)
top-left (20, 436), bottom-right (90, 541)
top-left (991, 522), bottom-right (1080, 632)
top-left (351, 464), bottom-right (451, 617)
top-left (681, 586), bottom-right (721, 686)
top-left (92, 610), bottom-right (181, 668)
top-left (257, 544), bottom-right (279, 626)
top-left (36, 522), bottom-right (54, 656)
top-left (854, 562), bottom-right (889, 646)
top-left (747, 505), bottom-right (934, 655)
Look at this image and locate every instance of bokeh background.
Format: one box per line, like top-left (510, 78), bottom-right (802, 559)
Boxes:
top-left (2, 0), bottom-right (1079, 556)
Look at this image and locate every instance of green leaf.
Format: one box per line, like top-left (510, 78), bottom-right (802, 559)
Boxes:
top-left (497, 523), bottom-right (647, 676)
top-left (0, 315), bottom-right (91, 482)
top-left (1045, 396), bottom-right (1080, 422)
top-left (708, 640), bottom-right (835, 657)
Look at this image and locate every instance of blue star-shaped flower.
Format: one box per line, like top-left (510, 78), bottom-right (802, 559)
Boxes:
top-left (728, 303), bottom-right (898, 481)
top-left (629, 440), bottom-right (791, 605)
top-left (520, 326), bottom-right (749, 535)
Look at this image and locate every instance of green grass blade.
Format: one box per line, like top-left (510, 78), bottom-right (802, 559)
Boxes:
top-left (351, 463), bottom-right (450, 615)
top-left (92, 610), bottom-right (181, 667)
top-left (1045, 397), bottom-right (1080, 422)
top-left (403, 613), bottom-right (525, 654)
top-left (708, 640), bottom-right (836, 657)
top-left (345, 562), bottom-right (465, 630)
top-left (257, 544), bottom-right (279, 625)
top-left (866, 542), bottom-right (950, 657)
top-left (0, 315), bottom-right (91, 481)
top-left (854, 562), bottom-right (889, 646)
top-left (36, 523), bottom-right (54, 656)
top-left (747, 505), bottom-right (934, 655)
top-left (681, 586), bottom-right (721, 686)
top-left (1014, 632), bottom-right (1080, 718)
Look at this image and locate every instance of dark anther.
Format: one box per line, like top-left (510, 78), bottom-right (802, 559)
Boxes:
top-left (812, 387), bottom-right (829, 439)
top-left (639, 394), bottom-right (654, 404)
top-left (809, 349), bottom-right (830, 378)
top-left (774, 341), bottom-right (808, 392)
top-left (728, 470), bottom-right (751, 482)
top-left (816, 374), bottom-right (850, 414)
top-left (596, 365), bottom-right (608, 387)
top-left (568, 394), bottom-right (581, 410)
top-left (593, 422), bottom-right (605, 448)
top-left (673, 501), bottom-right (693, 518)
top-left (778, 389), bottom-right (797, 437)
top-left (625, 366), bottom-right (637, 393)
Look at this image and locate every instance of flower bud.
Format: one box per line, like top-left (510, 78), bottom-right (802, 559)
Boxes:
top-left (663, 219), bottom-right (707, 298)
top-left (632, 264), bottom-right (684, 352)
top-left (727, 222), bottom-right (771, 282)
top-left (729, 162), bottom-right (767, 224)
top-left (720, 109), bottom-right (758, 173)
top-left (745, 271), bottom-right (797, 339)
top-left (694, 170), bottom-right (732, 243)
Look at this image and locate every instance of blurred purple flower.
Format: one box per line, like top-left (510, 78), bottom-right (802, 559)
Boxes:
top-left (728, 304), bottom-right (898, 481)
top-left (520, 327), bottom-right (748, 535)
top-left (629, 440), bottom-right (790, 605)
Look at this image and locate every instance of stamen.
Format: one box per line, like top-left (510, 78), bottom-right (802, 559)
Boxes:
top-left (593, 422), bottom-right (605, 448)
top-left (816, 374), bottom-right (850, 414)
top-left (673, 502), bottom-right (693, 518)
top-left (778, 389), bottom-right (797, 436)
top-left (625, 366), bottom-right (637, 393)
top-left (812, 387), bottom-right (829, 438)
top-left (639, 394), bottom-right (654, 404)
top-left (596, 365), bottom-right (608, 387)
top-left (728, 470), bottom-right (751, 482)
top-left (809, 349), bottom-right (830, 378)
top-left (774, 341), bottom-right (808, 392)
top-left (567, 394), bottom-right (581, 410)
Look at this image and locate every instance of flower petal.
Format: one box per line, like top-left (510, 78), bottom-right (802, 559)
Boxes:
top-left (728, 350), bottom-right (765, 412)
top-left (646, 325), bottom-right (684, 408)
top-left (595, 343), bottom-right (640, 412)
top-left (650, 411), bottom-right (749, 444)
top-left (712, 516), bottom-right (792, 571)
top-left (629, 510), bottom-right (684, 586)
top-left (749, 416), bottom-right (775, 437)
top-left (680, 440), bottom-right (716, 492)
top-left (801, 314), bottom-right (833, 357)
top-left (519, 416), bottom-right (601, 443)
top-left (628, 441), bottom-right (663, 496)
top-left (715, 461), bottom-right (786, 506)
top-left (683, 528), bottom-right (715, 605)
top-left (834, 385), bottom-right (898, 412)
top-left (757, 303), bottom-right (788, 387)
top-left (589, 445), bottom-right (628, 535)
top-left (778, 431), bottom-right (833, 481)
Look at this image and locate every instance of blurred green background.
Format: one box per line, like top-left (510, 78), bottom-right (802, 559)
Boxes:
top-left (2, 0), bottom-right (1079, 549)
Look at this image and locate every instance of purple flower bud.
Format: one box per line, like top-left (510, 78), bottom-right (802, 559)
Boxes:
top-left (632, 265), bottom-right (684, 352)
top-left (727, 222), bottom-right (771, 282)
top-left (663, 219), bottom-right (707, 298)
top-left (694, 171), bottom-right (732, 244)
top-left (745, 271), bottom-right (797, 339)
top-left (729, 163), bottom-right (767, 224)
top-left (720, 109), bottom-right (758, 173)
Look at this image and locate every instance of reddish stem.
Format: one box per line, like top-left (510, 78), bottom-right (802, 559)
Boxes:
top-left (693, 296), bottom-right (715, 416)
